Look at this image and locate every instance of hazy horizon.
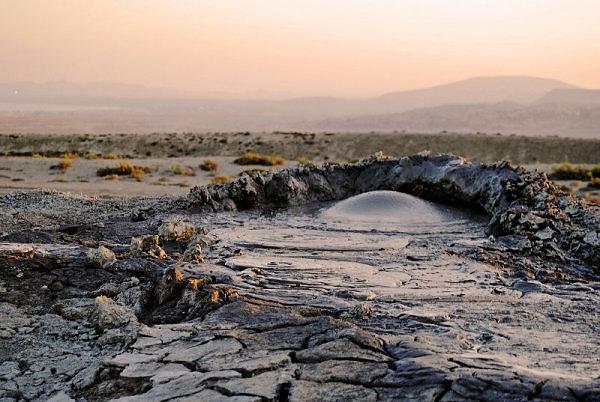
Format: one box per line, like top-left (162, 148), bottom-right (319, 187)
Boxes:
top-left (0, 74), bottom-right (585, 101)
top-left (2, 0), bottom-right (600, 98)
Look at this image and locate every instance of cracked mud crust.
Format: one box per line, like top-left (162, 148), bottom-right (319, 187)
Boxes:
top-left (1, 154), bottom-right (599, 401)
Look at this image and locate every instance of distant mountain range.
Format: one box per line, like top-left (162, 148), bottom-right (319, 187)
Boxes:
top-left (0, 76), bottom-right (598, 138)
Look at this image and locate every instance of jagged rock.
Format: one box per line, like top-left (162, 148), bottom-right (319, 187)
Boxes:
top-left (51, 298), bottom-right (96, 321)
top-left (0, 361), bottom-right (20, 381)
top-left (116, 284), bottom-right (152, 317)
top-left (158, 220), bottom-right (195, 242)
top-left (188, 231), bottom-right (217, 247)
top-left (130, 235), bottom-right (167, 259)
top-left (535, 227), bottom-right (554, 240)
top-left (342, 303), bottom-right (373, 319)
top-left (182, 243), bottom-right (204, 263)
top-left (583, 231), bottom-right (599, 246)
top-left (86, 245), bottom-right (117, 269)
top-left (91, 296), bottom-right (138, 331)
top-left (155, 267), bottom-right (184, 304)
top-left (70, 364), bottom-right (101, 390)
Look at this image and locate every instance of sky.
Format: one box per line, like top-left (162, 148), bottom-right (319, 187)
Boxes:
top-left (1, 0), bottom-right (599, 98)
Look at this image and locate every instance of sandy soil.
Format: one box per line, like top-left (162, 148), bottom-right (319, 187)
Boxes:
top-left (2, 132), bottom-right (600, 164)
top-left (0, 156), bottom-right (293, 197)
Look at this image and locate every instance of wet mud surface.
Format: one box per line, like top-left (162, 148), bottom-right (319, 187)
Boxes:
top-left (1, 155), bottom-right (599, 401)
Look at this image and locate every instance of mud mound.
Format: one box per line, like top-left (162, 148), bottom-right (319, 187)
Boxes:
top-left (321, 190), bottom-right (446, 226)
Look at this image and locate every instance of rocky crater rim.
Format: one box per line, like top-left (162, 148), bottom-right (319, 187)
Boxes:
top-left (182, 153), bottom-right (600, 271)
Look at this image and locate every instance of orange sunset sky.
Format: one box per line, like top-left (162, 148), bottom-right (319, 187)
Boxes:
top-left (1, 0), bottom-right (599, 98)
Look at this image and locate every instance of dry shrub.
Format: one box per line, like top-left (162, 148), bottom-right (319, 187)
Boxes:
top-left (50, 156), bottom-right (73, 171)
top-left (234, 152), bottom-right (284, 166)
top-left (296, 156), bottom-right (309, 165)
top-left (97, 162), bottom-right (151, 181)
top-left (549, 162), bottom-right (599, 181)
top-left (211, 174), bottom-right (231, 184)
top-left (200, 159), bottom-right (218, 172)
top-left (170, 164), bottom-right (196, 176)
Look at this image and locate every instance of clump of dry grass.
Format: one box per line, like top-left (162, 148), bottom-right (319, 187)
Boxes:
top-left (549, 162), bottom-right (600, 181)
top-left (296, 156), bottom-right (309, 165)
top-left (211, 174), bottom-right (231, 184)
top-left (200, 159), bottom-right (218, 172)
top-left (170, 164), bottom-right (196, 176)
top-left (97, 162), bottom-right (152, 181)
top-left (50, 155), bottom-right (74, 171)
top-left (234, 152), bottom-right (284, 166)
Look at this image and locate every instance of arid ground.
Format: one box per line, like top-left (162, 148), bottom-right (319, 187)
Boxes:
top-left (0, 132), bottom-right (599, 199)
top-left (0, 134), bottom-right (599, 401)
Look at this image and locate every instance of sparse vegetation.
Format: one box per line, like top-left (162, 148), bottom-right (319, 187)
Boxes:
top-left (31, 153), bottom-right (44, 160)
top-left (234, 151), bottom-right (285, 166)
top-left (170, 164), bottom-right (196, 176)
top-left (97, 162), bottom-right (152, 181)
top-left (296, 156), bottom-right (309, 165)
top-left (50, 156), bottom-right (74, 171)
top-left (200, 159), bottom-right (218, 172)
top-left (347, 158), bottom-right (360, 164)
top-left (548, 162), bottom-right (600, 181)
top-left (60, 152), bottom-right (79, 160)
top-left (211, 174), bottom-right (231, 184)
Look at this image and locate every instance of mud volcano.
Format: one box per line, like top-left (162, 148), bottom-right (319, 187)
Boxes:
top-left (1, 154), bottom-right (599, 401)
top-left (322, 190), bottom-right (445, 223)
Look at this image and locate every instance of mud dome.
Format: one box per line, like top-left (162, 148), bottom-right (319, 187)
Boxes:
top-left (321, 190), bottom-right (446, 226)
top-left (1, 154), bottom-right (599, 401)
